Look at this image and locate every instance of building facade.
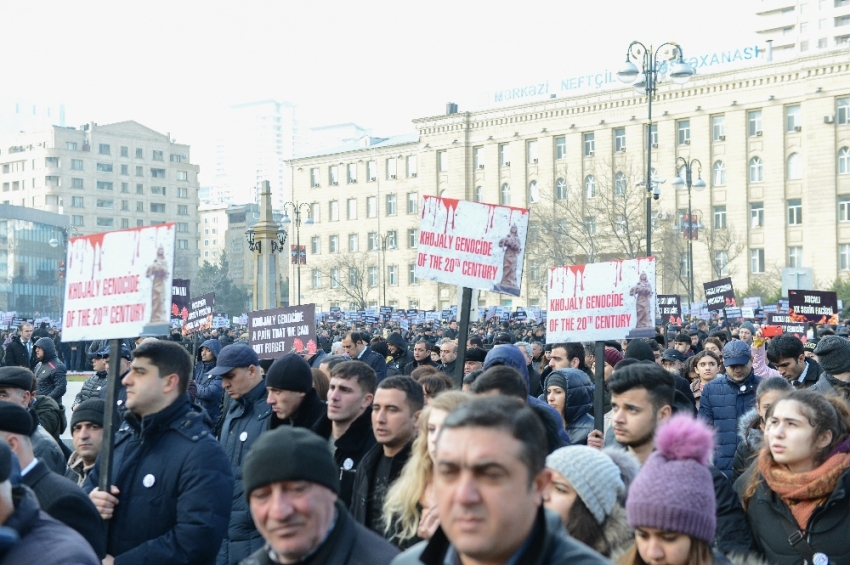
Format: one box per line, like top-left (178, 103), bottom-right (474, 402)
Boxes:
top-left (756, 0), bottom-right (850, 57)
top-left (289, 49), bottom-right (850, 312)
top-left (0, 120), bottom-right (201, 280)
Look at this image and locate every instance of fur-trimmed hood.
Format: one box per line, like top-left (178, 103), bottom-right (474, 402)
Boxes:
top-left (736, 407), bottom-right (762, 452)
top-left (597, 504), bottom-right (633, 557)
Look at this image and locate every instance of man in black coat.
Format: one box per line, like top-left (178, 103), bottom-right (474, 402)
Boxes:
top-left (241, 426), bottom-right (399, 565)
top-left (0, 401), bottom-right (105, 557)
top-left (342, 331), bottom-right (387, 382)
top-left (3, 322), bottom-right (36, 369)
top-left (386, 333), bottom-right (413, 376)
top-left (32, 338), bottom-right (66, 404)
top-left (436, 341), bottom-right (458, 377)
top-left (403, 340), bottom-right (437, 375)
top-left (265, 353), bottom-right (326, 430)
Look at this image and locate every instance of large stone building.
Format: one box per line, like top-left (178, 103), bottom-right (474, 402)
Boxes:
top-left (0, 121), bottom-right (201, 280)
top-left (288, 49), bottom-right (850, 312)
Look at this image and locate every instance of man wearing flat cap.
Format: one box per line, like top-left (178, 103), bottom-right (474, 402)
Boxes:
top-left (265, 353), bottom-right (326, 430)
top-left (240, 427), bottom-right (399, 565)
top-left (0, 400), bottom-right (105, 557)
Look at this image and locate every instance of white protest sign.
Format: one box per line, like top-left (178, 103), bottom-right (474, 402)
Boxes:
top-left (416, 196), bottom-right (529, 297)
top-left (62, 224), bottom-right (175, 341)
top-left (547, 257), bottom-right (657, 342)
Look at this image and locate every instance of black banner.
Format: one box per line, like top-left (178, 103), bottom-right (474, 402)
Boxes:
top-left (766, 313), bottom-right (807, 336)
top-left (788, 290), bottom-right (838, 324)
top-left (181, 293), bottom-right (215, 335)
top-left (657, 295), bottom-right (683, 325)
top-left (171, 279), bottom-right (190, 320)
top-left (703, 277), bottom-right (736, 312)
top-left (249, 304), bottom-right (316, 360)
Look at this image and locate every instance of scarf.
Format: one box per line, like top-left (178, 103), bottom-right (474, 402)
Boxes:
top-left (758, 442), bottom-right (850, 531)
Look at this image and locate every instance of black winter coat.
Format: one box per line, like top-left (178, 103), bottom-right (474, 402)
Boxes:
top-left (268, 388), bottom-right (325, 430)
top-left (73, 371), bottom-right (108, 408)
top-left (358, 347), bottom-right (388, 382)
top-left (84, 395), bottom-right (234, 565)
top-left (33, 338), bottom-right (66, 403)
top-left (350, 441), bottom-right (413, 531)
top-left (22, 459), bottom-right (106, 558)
top-left (239, 501), bottom-right (399, 565)
top-left (403, 358), bottom-right (436, 375)
top-left (3, 336), bottom-right (36, 369)
top-left (312, 407), bottom-right (377, 508)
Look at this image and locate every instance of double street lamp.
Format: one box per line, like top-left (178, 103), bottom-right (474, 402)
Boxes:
top-left (616, 41), bottom-right (695, 257)
top-left (672, 159), bottom-right (706, 305)
top-left (282, 201), bottom-right (313, 306)
top-left (375, 232), bottom-right (396, 307)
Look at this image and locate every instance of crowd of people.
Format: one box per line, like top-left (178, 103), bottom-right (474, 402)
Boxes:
top-left (0, 315), bottom-right (849, 564)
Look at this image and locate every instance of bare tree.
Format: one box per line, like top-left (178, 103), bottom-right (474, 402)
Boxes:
top-left (700, 225), bottom-right (747, 281)
top-left (315, 253), bottom-right (378, 310)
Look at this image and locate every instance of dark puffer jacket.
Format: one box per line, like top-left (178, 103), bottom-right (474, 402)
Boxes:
top-left (698, 370), bottom-right (760, 476)
top-left (33, 337), bottom-right (66, 403)
top-left (546, 368), bottom-right (594, 445)
top-left (73, 371), bottom-right (108, 408)
top-left (386, 333), bottom-right (413, 376)
top-left (195, 339), bottom-right (224, 423)
top-left (731, 408), bottom-right (762, 484)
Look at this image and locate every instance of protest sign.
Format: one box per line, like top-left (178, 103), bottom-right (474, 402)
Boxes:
top-left (703, 278), bottom-right (736, 312)
top-left (248, 304), bottom-right (316, 359)
top-left (547, 257), bottom-right (656, 342)
top-left (657, 295), bottom-right (683, 325)
top-left (182, 293), bottom-right (215, 335)
top-left (416, 196), bottom-right (529, 297)
top-left (171, 279), bottom-right (190, 320)
top-left (743, 297), bottom-right (762, 309)
top-left (788, 290), bottom-right (838, 324)
top-left (61, 224), bottom-right (175, 341)
top-left (767, 313), bottom-right (807, 336)
top-left (741, 307), bottom-right (755, 319)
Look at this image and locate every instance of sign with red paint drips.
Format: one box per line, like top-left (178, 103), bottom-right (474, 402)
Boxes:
top-left (547, 257), bottom-right (657, 342)
top-left (416, 196), bottom-right (529, 296)
top-left (61, 224), bottom-right (176, 341)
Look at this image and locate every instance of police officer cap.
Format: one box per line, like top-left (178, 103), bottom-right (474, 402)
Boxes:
top-left (0, 367), bottom-right (34, 392)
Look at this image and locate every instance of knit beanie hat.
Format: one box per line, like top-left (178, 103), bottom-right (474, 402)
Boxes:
top-left (739, 321), bottom-right (756, 334)
top-left (265, 353), bottom-right (313, 393)
top-left (544, 371), bottom-right (567, 392)
top-left (814, 335), bottom-right (850, 375)
top-left (243, 427), bottom-right (339, 499)
top-left (624, 340), bottom-right (655, 363)
top-left (626, 415), bottom-right (716, 543)
top-left (604, 348), bottom-right (624, 368)
top-left (71, 398), bottom-right (105, 429)
top-left (546, 445), bottom-right (632, 524)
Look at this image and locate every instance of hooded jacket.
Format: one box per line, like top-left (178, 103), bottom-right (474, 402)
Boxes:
top-left (33, 338), bottom-right (66, 403)
top-left (731, 407), bottom-right (762, 484)
top-left (312, 407), bottom-right (377, 508)
top-left (386, 333), bottom-right (414, 376)
top-left (195, 338), bottom-right (224, 423)
top-left (546, 368), bottom-right (595, 445)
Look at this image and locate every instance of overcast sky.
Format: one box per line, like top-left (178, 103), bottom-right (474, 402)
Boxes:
top-left (1, 0), bottom-right (760, 183)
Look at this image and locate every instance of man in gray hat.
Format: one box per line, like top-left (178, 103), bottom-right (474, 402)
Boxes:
top-left (812, 335), bottom-right (850, 400)
top-left (241, 427), bottom-right (399, 565)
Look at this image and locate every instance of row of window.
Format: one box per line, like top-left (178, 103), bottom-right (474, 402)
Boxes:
top-left (314, 193), bottom-right (419, 222)
top-left (746, 245), bottom-right (850, 274)
top-left (66, 197), bottom-right (190, 215)
top-left (308, 229), bottom-right (420, 254)
top-left (78, 142), bottom-right (187, 163)
top-left (310, 157), bottom-right (418, 187)
top-left (311, 264), bottom-right (417, 289)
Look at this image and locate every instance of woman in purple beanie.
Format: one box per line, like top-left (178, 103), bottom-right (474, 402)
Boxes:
top-left (621, 414), bottom-right (718, 565)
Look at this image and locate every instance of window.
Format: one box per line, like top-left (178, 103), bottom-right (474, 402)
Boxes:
top-left (347, 163), bottom-right (357, 183)
top-left (475, 186), bottom-right (484, 202)
top-left (173, 238), bottom-right (187, 250)
top-left (749, 157), bottom-right (764, 182)
top-left (97, 181), bottom-right (113, 191)
top-left (614, 128), bottom-right (626, 152)
top-left (500, 183), bottom-right (510, 205)
top-left (177, 205), bottom-right (188, 216)
top-left (135, 148), bottom-right (143, 158)
top-left (97, 163), bottom-right (113, 172)
top-left (367, 196), bottom-right (377, 218)
top-left (500, 144), bottom-right (510, 166)
top-left (177, 222), bottom-right (189, 233)
top-left (713, 205), bottom-right (727, 229)
top-left (801, 40), bottom-right (810, 51)
top-left (555, 136), bottom-right (566, 160)
top-left (310, 168), bottom-right (320, 187)
top-left (310, 203), bottom-right (321, 222)
top-left (786, 105), bottom-right (801, 132)
top-left (135, 166), bottom-right (144, 176)
top-left (177, 171), bottom-right (188, 181)
top-left (152, 150), bottom-right (163, 161)
top-left (407, 192), bottom-right (418, 214)
top-left (527, 140), bottom-right (538, 163)
top-left (408, 228), bottom-right (418, 248)
top-left (151, 186), bottom-right (166, 195)
top-left (71, 159), bottom-right (83, 170)
top-left (710, 251), bottom-right (728, 276)
top-left (712, 115), bottom-right (726, 141)
top-left (474, 147), bottom-right (484, 169)
top-left (788, 199), bottom-right (803, 225)
top-left (121, 200), bottom-right (129, 211)
top-left (151, 168), bottom-right (166, 178)
top-left (383, 193), bottom-right (396, 216)
top-left (120, 164), bottom-right (128, 175)
top-left (98, 144), bottom-right (110, 155)
top-left (388, 265), bottom-right (398, 286)
top-left (329, 200), bottom-right (339, 221)
top-left (528, 181), bottom-right (539, 204)
top-left (177, 187), bottom-right (188, 198)
top-left (787, 153), bottom-right (802, 179)
top-left (788, 246), bottom-right (803, 268)
top-left (137, 220), bottom-right (144, 227)
top-left (839, 98), bottom-right (850, 124)
top-left (748, 110), bottom-right (763, 136)
top-left (136, 201), bottom-right (145, 212)
top-left (584, 133), bottom-right (595, 156)
top-left (585, 217), bottom-right (597, 235)
top-left (71, 215), bottom-right (84, 226)
top-left (555, 178), bottom-right (567, 200)
top-left (386, 158), bottom-right (397, 179)
top-left (329, 235), bottom-right (339, 253)
top-left (677, 120), bottom-right (691, 145)
top-left (713, 161), bottom-right (726, 186)
top-left (66, 141), bottom-right (78, 151)
top-left (311, 236), bottom-right (321, 255)
top-left (150, 203), bottom-right (166, 213)
top-left (326, 268), bottom-right (338, 288)
top-left (71, 196), bottom-right (84, 207)
top-left (751, 249), bottom-right (765, 273)
top-left (368, 232), bottom-right (378, 251)
top-left (118, 146), bottom-right (128, 157)
top-left (349, 234), bottom-right (359, 252)
top-left (614, 172), bottom-right (626, 196)
top-left (750, 202), bottom-right (764, 228)
top-left (97, 217), bottom-right (114, 227)
top-left (136, 184), bottom-right (144, 194)
top-left (386, 230), bottom-right (397, 249)
top-left (312, 269), bottom-right (322, 289)
top-left (839, 148), bottom-right (850, 174)
top-left (841, 244), bottom-right (850, 270)
top-left (408, 264), bottom-right (419, 284)
top-left (406, 156), bottom-right (417, 177)
top-left (367, 160), bottom-right (376, 181)
top-left (329, 165), bottom-right (339, 185)
top-left (584, 175), bottom-right (596, 198)
top-left (72, 178), bottom-right (83, 189)
top-left (347, 198), bottom-right (357, 220)
top-left (650, 124), bottom-right (658, 146)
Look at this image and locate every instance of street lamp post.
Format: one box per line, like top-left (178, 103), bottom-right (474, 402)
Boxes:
top-left (672, 159), bottom-right (706, 304)
top-left (617, 41), bottom-right (694, 257)
top-left (281, 201), bottom-right (313, 306)
top-left (375, 232), bottom-right (396, 306)
top-left (246, 181), bottom-right (288, 311)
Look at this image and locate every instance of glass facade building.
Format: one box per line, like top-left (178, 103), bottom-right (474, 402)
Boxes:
top-left (0, 204), bottom-right (69, 321)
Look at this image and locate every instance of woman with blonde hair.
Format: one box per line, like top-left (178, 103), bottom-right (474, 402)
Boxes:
top-left (382, 390), bottom-right (470, 549)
